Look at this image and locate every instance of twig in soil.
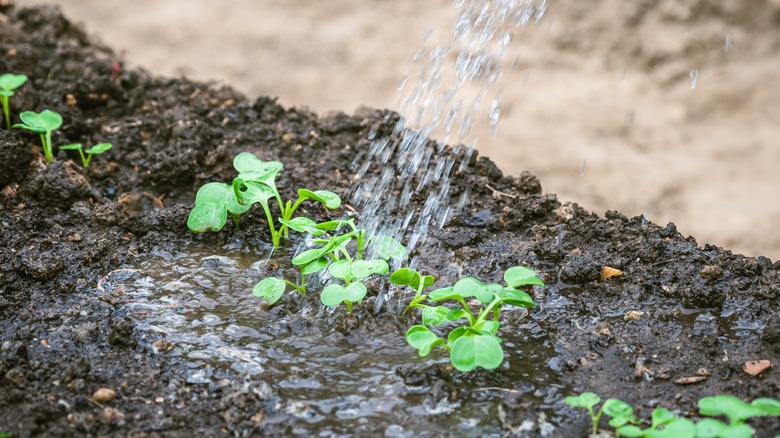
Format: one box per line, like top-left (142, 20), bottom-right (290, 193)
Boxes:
top-left (485, 184), bottom-right (516, 199)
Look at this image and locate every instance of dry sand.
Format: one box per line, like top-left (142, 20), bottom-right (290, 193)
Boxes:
top-left (13, 0), bottom-right (780, 260)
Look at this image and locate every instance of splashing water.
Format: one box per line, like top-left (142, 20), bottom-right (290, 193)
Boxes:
top-left (351, 0), bottom-right (548, 256)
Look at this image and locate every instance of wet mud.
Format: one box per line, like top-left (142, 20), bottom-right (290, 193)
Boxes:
top-left (1, 5), bottom-right (778, 437)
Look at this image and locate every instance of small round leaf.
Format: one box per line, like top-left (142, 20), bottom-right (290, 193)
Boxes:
top-left (328, 260), bottom-right (352, 280)
top-left (405, 325), bottom-right (444, 357)
top-left (187, 203), bottom-right (228, 233)
top-left (422, 306), bottom-right (450, 327)
top-left (58, 143), bottom-right (82, 151)
top-left (350, 259), bottom-right (389, 279)
top-left (252, 277), bottom-right (286, 304)
top-left (298, 189), bottom-right (341, 209)
top-left (0, 73), bottom-right (27, 91)
top-left (370, 235), bottom-right (408, 261)
top-left (504, 266), bottom-right (545, 288)
top-left (321, 282), bottom-right (367, 307)
top-left (84, 142), bottom-right (112, 154)
top-left (450, 333), bottom-right (504, 372)
top-left (300, 257), bottom-right (329, 275)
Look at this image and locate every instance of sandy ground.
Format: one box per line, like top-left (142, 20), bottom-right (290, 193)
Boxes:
top-left (12, 0), bottom-right (780, 260)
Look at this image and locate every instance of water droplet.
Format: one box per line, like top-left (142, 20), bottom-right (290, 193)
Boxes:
top-left (690, 68), bottom-right (699, 89)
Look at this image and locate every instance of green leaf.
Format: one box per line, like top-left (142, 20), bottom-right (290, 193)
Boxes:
top-left (370, 235), bottom-right (408, 261)
top-left (503, 266), bottom-right (545, 288)
top-left (603, 399), bottom-right (634, 427)
top-left (321, 282), bottom-right (367, 307)
top-left (389, 268), bottom-right (420, 287)
top-left (233, 179), bottom-right (275, 206)
top-left (279, 217), bottom-right (325, 236)
top-left (233, 152), bottom-right (283, 175)
top-left (300, 257), bottom-right (328, 275)
top-left (0, 73), bottom-right (28, 91)
top-left (422, 306), bottom-right (451, 327)
top-left (58, 143), bottom-right (82, 151)
top-left (20, 109), bottom-right (62, 132)
top-left (616, 425), bottom-right (645, 438)
top-left (350, 259), bottom-right (389, 279)
top-left (475, 320), bottom-right (499, 334)
top-left (694, 418), bottom-right (727, 438)
top-left (650, 408), bottom-right (676, 428)
top-left (84, 142), bottom-right (112, 154)
top-left (447, 326), bottom-right (469, 344)
top-left (450, 332), bottom-right (504, 372)
top-left (328, 260), bottom-right (352, 280)
top-left (453, 277), bottom-right (500, 304)
top-left (698, 395), bottom-right (765, 425)
top-left (644, 418), bottom-right (695, 438)
top-left (316, 219), bottom-right (352, 232)
top-left (427, 286), bottom-right (459, 302)
top-left (298, 189), bottom-right (341, 209)
top-left (405, 325), bottom-right (444, 357)
top-left (225, 188), bottom-right (252, 216)
top-left (751, 398), bottom-right (780, 416)
top-left (292, 244), bottom-right (335, 266)
top-left (252, 277), bottom-right (287, 305)
top-left (446, 307), bottom-right (469, 322)
top-left (494, 287), bottom-right (537, 308)
top-left (188, 183), bottom-right (231, 233)
top-left (565, 392), bottom-right (601, 409)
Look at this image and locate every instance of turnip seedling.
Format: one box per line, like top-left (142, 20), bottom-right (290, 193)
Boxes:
top-left (59, 142), bottom-right (112, 168)
top-left (0, 73), bottom-right (27, 130)
top-left (188, 152), bottom-right (341, 248)
top-left (399, 266), bottom-right (542, 372)
top-left (13, 109), bottom-right (62, 163)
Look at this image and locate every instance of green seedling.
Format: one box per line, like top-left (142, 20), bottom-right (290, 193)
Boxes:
top-left (59, 142), bottom-right (112, 168)
top-left (566, 392), bottom-right (780, 438)
top-left (400, 266), bottom-right (543, 372)
top-left (695, 395), bottom-right (780, 438)
top-left (253, 217), bottom-right (407, 312)
top-left (13, 109), bottom-right (62, 163)
top-left (0, 73), bottom-right (28, 129)
top-left (188, 152), bottom-right (341, 248)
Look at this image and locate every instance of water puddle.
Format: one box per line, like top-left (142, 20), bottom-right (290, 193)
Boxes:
top-left (107, 238), bottom-right (568, 436)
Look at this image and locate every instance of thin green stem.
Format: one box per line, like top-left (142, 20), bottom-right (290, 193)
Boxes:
top-left (283, 280), bottom-right (304, 295)
top-left (345, 301), bottom-right (353, 313)
top-left (40, 132), bottom-right (53, 163)
top-left (456, 297), bottom-right (476, 325)
top-left (78, 148), bottom-right (89, 167)
top-left (1, 97), bottom-right (9, 130)
top-left (260, 202), bottom-right (280, 248)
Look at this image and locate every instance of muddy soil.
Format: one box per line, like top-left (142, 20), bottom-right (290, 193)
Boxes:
top-left (1, 5), bottom-right (779, 437)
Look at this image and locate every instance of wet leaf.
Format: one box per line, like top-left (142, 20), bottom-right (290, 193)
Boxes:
top-left (616, 425), bottom-right (645, 438)
top-left (421, 306), bottom-right (450, 327)
top-left (350, 259), bottom-right (389, 279)
top-left (494, 287), bottom-right (537, 308)
top-left (447, 326), bottom-right (468, 344)
top-left (450, 332), bottom-right (504, 372)
top-left (300, 257), bottom-right (328, 275)
top-left (697, 395), bottom-right (773, 424)
top-left (503, 266), bottom-right (544, 288)
top-left (279, 217), bottom-right (324, 236)
top-left (475, 320), bottom-right (499, 334)
top-left (446, 307), bottom-right (469, 322)
top-left (406, 325), bottom-right (444, 357)
top-left (298, 189), bottom-right (341, 209)
top-left (320, 282), bottom-right (367, 307)
top-left (389, 268), bottom-right (420, 287)
top-left (328, 260), bottom-right (352, 280)
top-left (252, 277), bottom-right (286, 305)
top-left (427, 286), bottom-right (457, 302)
top-left (232, 179), bottom-right (275, 206)
top-left (370, 235), bottom-right (408, 261)
top-left (693, 419), bottom-right (727, 438)
top-left (187, 182), bottom-right (231, 233)
top-left (650, 408), bottom-right (676, 427)
top-left (453, 277), bottom-right (500, 304)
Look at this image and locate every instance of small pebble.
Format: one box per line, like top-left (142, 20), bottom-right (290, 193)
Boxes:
top-left (92, 388), bottom-right (117, 402)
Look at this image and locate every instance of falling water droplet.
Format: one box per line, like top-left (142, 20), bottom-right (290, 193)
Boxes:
top-left (579, 158), bottom-right (587, 177)
top-left (689, 68), bottom-right (699, 89)
top-left (624, 110), bottom-right (635, 128)
top-left (724, 34), bottom-right (733, 52)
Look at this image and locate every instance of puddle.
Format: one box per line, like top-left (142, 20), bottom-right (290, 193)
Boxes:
top-left (108, 238), bottom-right (569, 436)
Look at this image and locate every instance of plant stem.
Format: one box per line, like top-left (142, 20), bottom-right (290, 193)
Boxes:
top-left (40, 132), bottom-right (53, 163)
top-left (1, 97), bottom-right (9, 130)
top-left (345, 301), bottom-right (353, 313)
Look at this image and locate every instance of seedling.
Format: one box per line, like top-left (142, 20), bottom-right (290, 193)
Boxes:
top-left (59, 142), bottom-right (112, 167)
top-left (398, 266), bottom-right (543, 372)
top-left (188, 152), bottom-right (341, 248)
top-left (0, 73), bottom-right (27, 130)
top-left (252, 217), bottom-right (407, 313)
top-left (12, 109), bottom-right (62, 163)
top-left (565, 392), bottom-right (780, 438)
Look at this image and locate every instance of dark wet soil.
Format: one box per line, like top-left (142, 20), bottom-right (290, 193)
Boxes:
top-left (1, 5), bottom-right (779, 437)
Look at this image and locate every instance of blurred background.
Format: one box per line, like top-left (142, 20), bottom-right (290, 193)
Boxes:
top-left (13, 0), bottom-right (780, 260)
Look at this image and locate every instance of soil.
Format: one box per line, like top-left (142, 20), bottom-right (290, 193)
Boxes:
top-left (1, 5), bottom-right (779, 438)
top-left (12, 0), bottom-right (780, 261)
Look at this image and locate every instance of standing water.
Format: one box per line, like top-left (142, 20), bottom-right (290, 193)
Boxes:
top-left (352, 0), bottom-right (548, 255)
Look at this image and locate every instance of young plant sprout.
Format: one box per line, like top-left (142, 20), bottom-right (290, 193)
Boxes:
top-left (253, 217), bottom-right (407, 313)
top-left (395, 266), bottom-right (543, 372)
top-left (12, 109), bottom-right (62, 163)
top-left (188, 152), bottom-right (341, 248)
top-left (59, 142), bottom-right (112, 168)
top-left (565, 392), bottom-right (780, 438)
top-left (0, 73), bottom-right (28, 129)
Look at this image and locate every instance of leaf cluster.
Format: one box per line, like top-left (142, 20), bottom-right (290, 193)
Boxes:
top-left (187, 152), bottom-right (341, 248)
top-left (59, 142), bottom-right (112, 168)
top-left (392, 266), bottom-right (543, 372)
top-left (253, 218), bottom-right (407, 313)
top-left (0, 73), bottom-right (28, 130)
top-left (13, 109), bottom-right (62, 163)
top-left (565, 392), bottom-right (780, 438)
